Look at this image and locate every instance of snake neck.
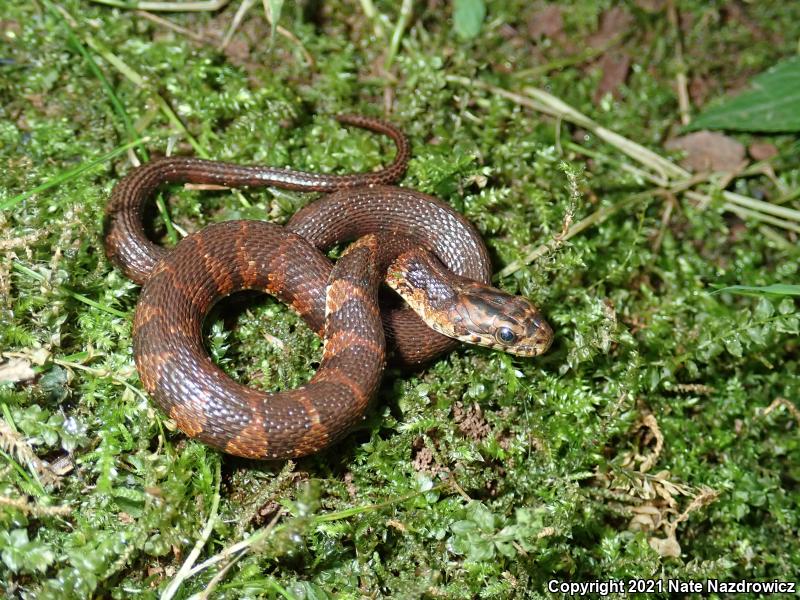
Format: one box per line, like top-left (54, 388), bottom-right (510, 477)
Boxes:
top-left (385, 249), bottom-right (464, 338)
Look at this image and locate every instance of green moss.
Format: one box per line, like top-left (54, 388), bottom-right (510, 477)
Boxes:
top-left (1, 0), bottom-right (799, 597)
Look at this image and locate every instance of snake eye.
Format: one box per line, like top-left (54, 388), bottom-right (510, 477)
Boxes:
top-left (496, 327), bottom-right (516, 344)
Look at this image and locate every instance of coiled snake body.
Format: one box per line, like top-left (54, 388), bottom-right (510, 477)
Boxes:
top-left (105, 116), bottom-right (552, 459)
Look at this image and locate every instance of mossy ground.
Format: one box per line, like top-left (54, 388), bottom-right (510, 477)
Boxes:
top-left (1, 1), bottom-right (799, 598)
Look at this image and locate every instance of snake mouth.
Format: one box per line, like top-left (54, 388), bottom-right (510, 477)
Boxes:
top-left (451, 333), bottom-right (552, 357)
top-left (499, 343), bottom-right (551, 357)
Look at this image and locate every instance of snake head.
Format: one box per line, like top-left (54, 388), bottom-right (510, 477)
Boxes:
top-left (447, 282), bottom-right (554, 357)
top-left (387, 249), bottom-right (554, 358)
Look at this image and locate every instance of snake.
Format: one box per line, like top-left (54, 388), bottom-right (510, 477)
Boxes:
top-left (104, 115), bottom-right (553, 459)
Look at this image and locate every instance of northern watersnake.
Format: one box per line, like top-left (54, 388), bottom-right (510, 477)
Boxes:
top-left (105, 115), bottom-right (553, 459)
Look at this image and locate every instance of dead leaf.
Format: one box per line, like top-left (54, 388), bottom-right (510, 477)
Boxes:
top-left (0, 358), bottom-right (35, 383)
top-left (527, 5), bottom-right (564, 40)
top-left (631, 504), bottom-right (662, 515)
top-left (748, 142), bottom-right (778, 161)
top-left (629, 513), bottom-right (657, 531)
top-left (588, 7), bottom-right (633, 48)
top-left (649, 535), bottom-right (681, 557)
top-left (665, 131), bottom-right (746, 172)
top-left (594, 51), bottom-right (631, 102)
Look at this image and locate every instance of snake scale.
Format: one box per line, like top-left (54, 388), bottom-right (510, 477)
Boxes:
top-left (105, 115), bottom-right (553, 459)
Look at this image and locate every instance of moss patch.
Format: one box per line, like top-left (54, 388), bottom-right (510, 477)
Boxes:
top-left (1, 1), bottom-right (799, 597)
